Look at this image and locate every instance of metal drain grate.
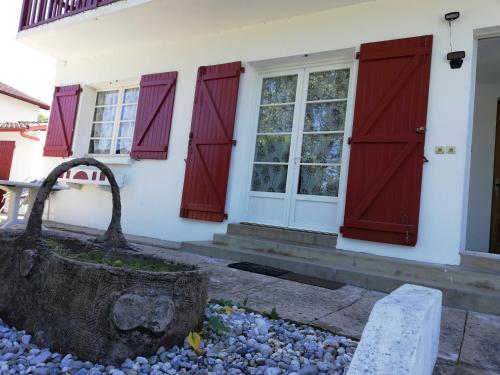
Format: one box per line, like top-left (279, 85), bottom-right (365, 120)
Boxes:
top-left (228, 262), bottom-right (345, 290)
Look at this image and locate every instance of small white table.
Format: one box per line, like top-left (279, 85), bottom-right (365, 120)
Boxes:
top-left (0, 180), bottom-right (67, 229)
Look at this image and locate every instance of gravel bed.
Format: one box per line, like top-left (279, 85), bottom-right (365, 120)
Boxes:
top-left (0, 304), bottom-right (356, 375)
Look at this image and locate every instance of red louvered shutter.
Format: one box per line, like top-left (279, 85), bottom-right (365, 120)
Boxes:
top-left (341, 35), bottom-right (433, 246)
top-left (130, 71), bottom-right (178, 160)
top-left (43, 85), bottom-right (81, 157)
top-left (180, 62), bottom-right (242, 222)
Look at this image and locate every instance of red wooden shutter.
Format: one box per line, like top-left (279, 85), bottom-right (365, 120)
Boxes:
top-left (43, 85), bottom-right (81, 157)
top-left (130, 71), bottom-right (178, 160)
top-left (341, 35), bottom-right (433, 246)
top-left (0, 141), bottom-right (15, 209)
top-left (180, 62), bottom-right (242, 222)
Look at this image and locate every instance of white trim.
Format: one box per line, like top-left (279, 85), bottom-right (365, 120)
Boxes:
top-left (335, 54), bottom-right (359, 236)
top-left (462, 28), bottom-right (500, 254)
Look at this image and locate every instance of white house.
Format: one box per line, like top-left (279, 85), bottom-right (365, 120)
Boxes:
top-left (15, 0), bottom-right (500, 268)
top-left (0, 81), bottom-right (48, 184)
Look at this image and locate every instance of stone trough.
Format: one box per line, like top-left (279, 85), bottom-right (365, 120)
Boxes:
top-left (0, 158), bottom-right (209, 364)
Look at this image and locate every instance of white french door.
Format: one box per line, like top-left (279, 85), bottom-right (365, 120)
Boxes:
top-left (245, 63), bottom-right (352, 233)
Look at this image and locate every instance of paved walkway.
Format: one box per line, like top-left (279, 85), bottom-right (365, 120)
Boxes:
top-left (18, 223), bottom-right (500, 374)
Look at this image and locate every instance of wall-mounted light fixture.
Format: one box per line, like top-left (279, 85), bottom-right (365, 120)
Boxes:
top-left (445, 12), bottom-right (460, 23)
top-left (447, 51), bottom-right (465, 69)
top-left (445, 12), bottom-right (465, 69)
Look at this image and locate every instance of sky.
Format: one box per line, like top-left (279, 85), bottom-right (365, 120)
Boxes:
top-left (0, 1), bottom-right (56, 106)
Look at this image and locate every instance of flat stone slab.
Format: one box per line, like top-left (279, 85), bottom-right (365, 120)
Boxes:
top-left (432, 359), bottom-right (494, 375)
top-left (207, 268), bottom-right (281, 302)
top-left (439, 307), bottom-right (467, 362)
top-left (459, 311), bottom-right (500, 372)
top-left (242, 280), bottom-right (366, 323)
top-left (312, 290), bottom-right (386, 339)
top-left (348, 284), bottom-right (442, 375)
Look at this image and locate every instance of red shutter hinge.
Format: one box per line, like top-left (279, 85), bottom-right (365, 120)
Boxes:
top-left (423, 155), bottom-right (429, 163)
top-left (347, 137), bottom-right (352, 145)
top-left (224, 213), bottom-right (228, 220)
top-left (240, 66), bottom-right (245, 74)
top-left (232, 139), bottom-right (237, 146)
top-left (339, 226), bottom-right (344, 234)
top-left (355, 52), bottom-right (360, 60)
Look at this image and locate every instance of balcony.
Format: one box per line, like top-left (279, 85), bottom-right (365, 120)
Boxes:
top-left (18, 0), bottom-right (121, 31)
top-left (17, 0), bottom-right (369, 61)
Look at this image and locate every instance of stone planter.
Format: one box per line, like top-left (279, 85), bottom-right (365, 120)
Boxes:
top-left (0, 158), bottom-right (209, 364)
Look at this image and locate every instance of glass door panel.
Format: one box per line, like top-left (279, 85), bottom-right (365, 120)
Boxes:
top-left (296, 69), bottom-right (350, 198)
top-left (251, 74), bottom-right (298, 193)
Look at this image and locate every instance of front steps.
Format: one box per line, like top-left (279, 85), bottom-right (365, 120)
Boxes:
top-left (181, 223), bottom-right (500, 315)
top-left (460, 250), bottom-right (500, 273)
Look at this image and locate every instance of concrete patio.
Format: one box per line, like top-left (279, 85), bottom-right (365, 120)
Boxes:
top-left (36, 222), bottom-right (500, 375)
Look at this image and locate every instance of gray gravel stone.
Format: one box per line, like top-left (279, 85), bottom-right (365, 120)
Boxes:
top-left (0, 304), bottom-right (356, 374)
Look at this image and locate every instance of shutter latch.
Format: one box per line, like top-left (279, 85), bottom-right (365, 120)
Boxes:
top-left (232, 140), bottom-right (237, 146)
top-left (347, 137), bottom-right (352, 145)
top-left (415, 126), bottom-right (426, 134)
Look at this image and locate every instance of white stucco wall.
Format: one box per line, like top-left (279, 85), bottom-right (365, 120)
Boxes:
top-left (0, 94), bottom-right (45, 181)
top-left (0, 94), bottom-right (39, 122)
top-left (36, 0), bottom-right (500, 265)
top-left (466, 82), bottom-right (500, 252)
top-left (0, 131), bottom-right (46, 181)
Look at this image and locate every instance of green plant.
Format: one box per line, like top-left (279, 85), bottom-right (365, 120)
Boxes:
top-left (263, 307), bottom-right (281, 320)
top-left (47, 238), bottom-right (180, 272)
top-left (210, 298), bottom-right (234, 307)
top-left (37, 112), bottom-right (48, 123)
top-left (238, 297), bottom-right (249, 309)
top-left (208, 316), bottom-right (230, 334)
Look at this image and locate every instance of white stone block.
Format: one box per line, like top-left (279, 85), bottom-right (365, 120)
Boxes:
top-left (347, 284), bottom-right (442, 375)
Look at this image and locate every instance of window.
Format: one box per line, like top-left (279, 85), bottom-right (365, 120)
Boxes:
top-left (250, 68), bottom-right (350, 197)
top-left (89, 87), bottom-right (139, 155)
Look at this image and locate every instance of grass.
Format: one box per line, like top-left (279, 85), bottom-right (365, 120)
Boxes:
top-left (45, 238), bottom-right (184, 272)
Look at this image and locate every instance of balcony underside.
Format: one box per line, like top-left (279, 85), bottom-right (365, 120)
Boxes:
top-left (17, 0), bottom-right (371, 60)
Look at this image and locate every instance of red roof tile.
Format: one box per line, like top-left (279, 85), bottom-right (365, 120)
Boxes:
top-left (0, 82), bottom-right (50, 110)
top-left (0, 121), bottom-right (47, 130)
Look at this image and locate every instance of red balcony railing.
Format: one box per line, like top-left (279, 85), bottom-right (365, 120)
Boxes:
top-left (19, 0), bottom-right (121, 31)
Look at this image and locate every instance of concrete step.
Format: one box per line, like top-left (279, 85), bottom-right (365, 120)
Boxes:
top-left (228, 223), bottom-right (337, 248)
top-left (180, 240), bottom-right (500, 315)
top-left (213, 234), bottom-right (500, 294)
top-left (460, 250), bottom-right (500, 274)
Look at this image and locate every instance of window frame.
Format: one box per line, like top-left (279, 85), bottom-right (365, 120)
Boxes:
top-left (88, 85), bottom-right (140, 157)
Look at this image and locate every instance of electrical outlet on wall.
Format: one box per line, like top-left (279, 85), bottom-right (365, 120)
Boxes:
top-left (435, 146), bottom-right (445, 154)
top-left (446, 146), bottom-right (456, 154)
